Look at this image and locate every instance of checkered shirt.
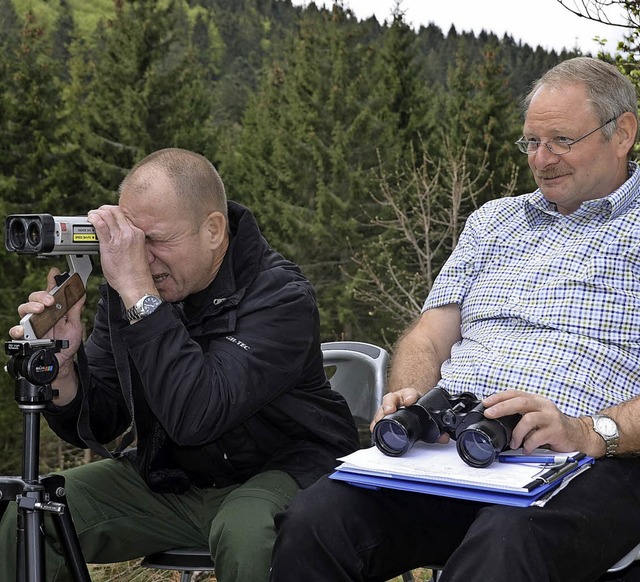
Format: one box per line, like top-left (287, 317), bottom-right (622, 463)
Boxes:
top-left (423, 162), bottom-right (640, 416)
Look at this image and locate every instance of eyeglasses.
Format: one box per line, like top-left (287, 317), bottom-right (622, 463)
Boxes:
top-left (514, 116), bottom-right (617, 155)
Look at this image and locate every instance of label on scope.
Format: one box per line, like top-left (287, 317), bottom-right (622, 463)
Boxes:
top-left (72, 225), bottom-right (97, 243)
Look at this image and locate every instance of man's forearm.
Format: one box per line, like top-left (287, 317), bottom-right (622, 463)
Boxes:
top-left (388, 330), bottom-right (443, 394)
top-left (603, 396), bottom-right (640, 456)
top-left (387, 304), bottom-right (462, 394)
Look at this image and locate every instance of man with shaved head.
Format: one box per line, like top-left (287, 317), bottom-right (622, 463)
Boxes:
top-left (0, 148), bottom-right (359, 581)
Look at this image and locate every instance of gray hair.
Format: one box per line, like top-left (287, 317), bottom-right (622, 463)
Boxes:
top-left (523, 57), bottom-right (638, 143)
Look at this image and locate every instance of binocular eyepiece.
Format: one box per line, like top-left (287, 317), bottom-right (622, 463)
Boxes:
top-left (371, 387), bottom-right (521, 468)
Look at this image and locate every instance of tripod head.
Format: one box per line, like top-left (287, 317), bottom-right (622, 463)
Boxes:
top-left (5, 339), bottom-right (68, 407)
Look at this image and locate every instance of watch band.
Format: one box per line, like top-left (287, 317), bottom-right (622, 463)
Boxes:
top-left (125, 294), bottom-right (163, 321)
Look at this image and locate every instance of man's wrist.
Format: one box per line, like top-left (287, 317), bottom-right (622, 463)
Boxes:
top-left (578, 416), bottom-right (607, 458)
top-left (125, 294), bottom-right (164, 322)
top-left (590, 414), bottom-right (620, 457)
top-left (50, 359), bottom-right (80, 405)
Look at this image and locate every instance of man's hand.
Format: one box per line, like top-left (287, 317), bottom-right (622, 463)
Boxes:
top-left (482, 389), bottom-right (605, 457)
top-left (370, 388), bottom-right (421, 430)
top-left (370, 387), bottom-right (451, 444)
top-left (88, 205), bottom-right (156, 306)
top-left (9, 267), bottom-right (84, 405)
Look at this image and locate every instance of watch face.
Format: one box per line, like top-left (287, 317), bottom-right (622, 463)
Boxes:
top-left (596, 416), bottom-right (617, 438)
top-left (142, 295), bottom-right (162, 314)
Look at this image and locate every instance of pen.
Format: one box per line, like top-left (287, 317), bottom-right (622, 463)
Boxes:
top-left (499, 454), bottom-right (580, 464)
top-left (523, 454), bottom-right (587, 491)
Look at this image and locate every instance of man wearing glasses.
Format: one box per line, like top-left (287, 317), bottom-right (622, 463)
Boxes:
top-left (269, 57), bottom-right (640, 581)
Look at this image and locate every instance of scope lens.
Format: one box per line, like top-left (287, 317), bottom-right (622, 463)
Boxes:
top-left (373, 419), bottom-right (413, 456)
top-left (456, 429), bottom-right (497, 468)
top-left (8, 219), bottom-right (26, 251)
top-left (27, 220), bottom-right (42, 247)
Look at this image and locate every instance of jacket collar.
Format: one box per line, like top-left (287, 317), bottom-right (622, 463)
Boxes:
top-left (180, 201), bottom-right (264, 323)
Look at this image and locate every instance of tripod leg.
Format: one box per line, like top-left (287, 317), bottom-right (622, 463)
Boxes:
top-left (17, 491), bottom-right (46, 582)
top-left (16, 504), bottom-right (26, 582)
top-left (50, 509), bottom-right (91, 581)
top-left (45, 476), bottom-right (91, 582)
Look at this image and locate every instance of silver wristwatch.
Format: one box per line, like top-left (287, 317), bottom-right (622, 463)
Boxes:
top-left (125, 294), bottom-right (163, 321)
top-left (591, 414), bottom-right (619, 457)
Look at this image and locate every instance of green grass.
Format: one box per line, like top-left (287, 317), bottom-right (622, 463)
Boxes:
top-left (88, 560), bottom-right (435, 581)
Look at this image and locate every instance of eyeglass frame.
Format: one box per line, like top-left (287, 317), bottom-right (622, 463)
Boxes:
top-left (514, 116), bottom-right (618, 155)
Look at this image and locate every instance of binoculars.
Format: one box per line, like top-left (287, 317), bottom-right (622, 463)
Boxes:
top-left (372, 387), bottom-right (521, 468)
top-left (5, 214), bottom-right (98, 256)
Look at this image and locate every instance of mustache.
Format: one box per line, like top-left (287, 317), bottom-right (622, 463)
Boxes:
top-left (535, 169), bottom-right (571, 180)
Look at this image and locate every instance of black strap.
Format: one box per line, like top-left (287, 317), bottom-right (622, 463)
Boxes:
top-left (107, 285), bottom-right (137, 454)
top-left (76, 343), bottom-right (114, 458)
top-left (75, 285), bottom-right (136, 458)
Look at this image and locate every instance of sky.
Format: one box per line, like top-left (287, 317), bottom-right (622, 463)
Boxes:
top-left (290, 0), bottom-right (629, 54)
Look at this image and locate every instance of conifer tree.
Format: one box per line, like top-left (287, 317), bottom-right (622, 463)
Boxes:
top-left (63, 0), bottom-right (218, 203)
top-left (221, 4), bottom-right (381, 339)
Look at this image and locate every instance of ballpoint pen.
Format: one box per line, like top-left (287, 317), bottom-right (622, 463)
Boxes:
top-left (498, 454), bottom-right (583, 464)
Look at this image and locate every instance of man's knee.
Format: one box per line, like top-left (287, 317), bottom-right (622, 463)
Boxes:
top-left (470, 505), bottom-right (542, 547)
top-left (208, 471), bottom-right (299, 580)
top-left (444, 504), bottom-right (549, 581)
top-left (272, 484), bottom-right (331, 541)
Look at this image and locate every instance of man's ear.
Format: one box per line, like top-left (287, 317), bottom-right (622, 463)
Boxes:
top-left (615, 111), bottom-right (638, 155)
top-left (204, 211), bottom-right (228, 250)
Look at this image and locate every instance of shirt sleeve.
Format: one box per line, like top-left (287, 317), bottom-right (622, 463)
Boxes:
top-left (422, 210), bottom-right (480, 312)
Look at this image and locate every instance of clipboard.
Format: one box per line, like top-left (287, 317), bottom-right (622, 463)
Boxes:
top-left (330, 442), bottom-right (594, 507)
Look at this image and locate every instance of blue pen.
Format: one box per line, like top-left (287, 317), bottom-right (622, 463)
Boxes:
top-left (498, 454), bottom-right (579, 464)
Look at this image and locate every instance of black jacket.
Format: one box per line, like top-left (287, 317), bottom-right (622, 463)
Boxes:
top-left (45, 202), bottom-right (359, 493)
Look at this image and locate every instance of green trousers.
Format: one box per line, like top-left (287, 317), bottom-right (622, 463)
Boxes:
top-left (0, 458), bottom-right (299, 582)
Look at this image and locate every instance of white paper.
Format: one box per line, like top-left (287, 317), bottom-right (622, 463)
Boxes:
top-left (337, 441), bottom-right (563, 492)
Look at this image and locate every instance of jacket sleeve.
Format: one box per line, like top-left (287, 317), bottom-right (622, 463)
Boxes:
top-left (120, 276), bottom-right (318, 446)
top-left (43, 293), bottom-right (133, 447)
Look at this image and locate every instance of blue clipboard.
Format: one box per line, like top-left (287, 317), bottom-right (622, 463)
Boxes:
top-left (330, 455), bottom-right (594, 508)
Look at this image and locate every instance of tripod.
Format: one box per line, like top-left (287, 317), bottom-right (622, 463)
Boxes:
top-left (0, 339), bottom-right (91, 582)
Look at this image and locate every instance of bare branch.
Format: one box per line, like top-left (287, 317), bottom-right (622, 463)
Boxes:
top-left (556, 0), bottom-right (637, 29)
top-left (348, 139), bottom-right (517, 335)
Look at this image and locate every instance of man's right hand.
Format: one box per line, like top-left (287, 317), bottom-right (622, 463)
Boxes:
top-left (370, 387), bottom-right (423, 430)
top-left (370, 387), bottom-right (451, 444)
top-left (9, 267), bottom-right (85, 405)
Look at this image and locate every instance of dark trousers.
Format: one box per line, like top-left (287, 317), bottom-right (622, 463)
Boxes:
top-left (0, 459), bottom-right (299, 582)
top-left (270, 457), bottom-right (640, 582)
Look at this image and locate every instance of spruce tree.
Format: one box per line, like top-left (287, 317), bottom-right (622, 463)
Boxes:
top-left (221, 3), bottom-right (381, 339)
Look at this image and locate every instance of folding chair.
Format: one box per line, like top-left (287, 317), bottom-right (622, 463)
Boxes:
top-left (140, 340), bottom-right (392, 581)
top-left (321, 340), bottom-right (387, 446)
top-left (140, 547), bottom-right (214, 581)
top-left (607, 543), bottom-right (640, 573)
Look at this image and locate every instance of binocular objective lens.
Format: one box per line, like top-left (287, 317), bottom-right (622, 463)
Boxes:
top-left (374, 420), bottom-right (411, 456)
top-left (8, 220), bottom-right (26, 251)
top-left (27, 221), bottom-right (42, 246)
top-left (456, 430), bottom-right (497, 468)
